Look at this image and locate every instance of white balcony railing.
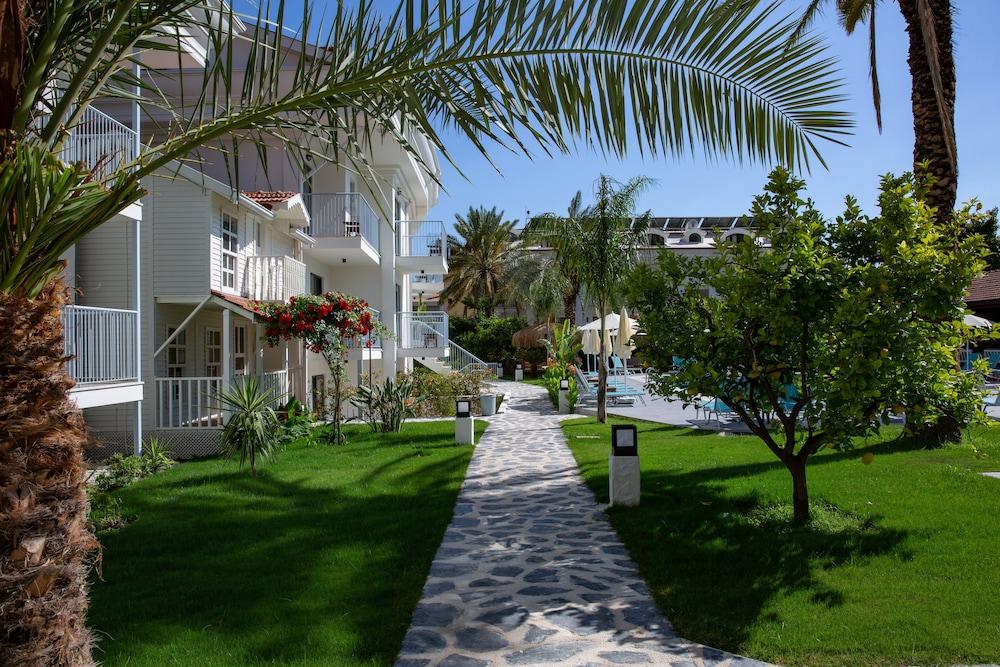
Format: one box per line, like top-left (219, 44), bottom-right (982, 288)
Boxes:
top-left (58, 106), bottom-right (137, 179)
top-left (155, 371), bottom-right (289, 428)
top-left (344, 308), bottom-right (383, 351)
top-left (397, 221), bottom-right (446, 258)
top-left (62, 305), bottom-right (138, 385)
top-left (243, 255), bottom-right (306, 302)
top-left (398, 311), bottom-right (448, 349)
top-left (302, 193), bottom-right (380, 251)
top-left (411, 274), bottom-right (444, 288)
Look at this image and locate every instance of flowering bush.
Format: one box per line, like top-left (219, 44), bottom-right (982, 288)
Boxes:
top-left (255, 292), bottom-right (389, 444)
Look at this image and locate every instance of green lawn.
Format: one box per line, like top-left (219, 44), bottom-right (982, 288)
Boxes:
top-left (562, 417), bottom-right (1000, 667)
top-left (88, 421), bottom-right (484, 666)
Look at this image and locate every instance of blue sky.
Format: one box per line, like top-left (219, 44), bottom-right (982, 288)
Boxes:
top-left (420, 2), bottom-right (1000, 229)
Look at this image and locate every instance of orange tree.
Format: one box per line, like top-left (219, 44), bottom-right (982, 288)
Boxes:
top-left (628, 167), bottom-right (987, 523)
top-left (255, 293), bottom-right (387, 445)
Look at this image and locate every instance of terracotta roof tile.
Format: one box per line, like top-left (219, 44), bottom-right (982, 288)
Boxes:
top-left (967, 270), bottom-right (1000, 305)
top-left (212, 290), bottom-right (259, 315)
top-left (242, 190), bottom-right (297, 209)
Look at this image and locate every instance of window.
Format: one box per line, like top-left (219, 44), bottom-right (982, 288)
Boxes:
top-left (205, 328), bottom-right (221, 376)
top-left (310, 273), bottom-right (324, 296)
top-left (687, 233), bottom-right (702, 243)
top-left (167, 327), bottom-right (187, 377)
top-left (233, 324), bottom-right (248, 375)
top-left (648, 234), bottom-right (664, 246)
top-left (221, 212), bottom-right (239, 289)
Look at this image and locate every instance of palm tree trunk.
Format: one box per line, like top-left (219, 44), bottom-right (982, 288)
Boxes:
top-left (597, 305), bottom-right (607, 423)
top-left (898, 0), bottom-right (957, 219)
top-left (0, 282), bottom-right (98, 666)
top-left (563, 282), bottom-right (580, 325)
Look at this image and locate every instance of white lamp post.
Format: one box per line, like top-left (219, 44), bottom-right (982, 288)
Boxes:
top-left (455, 397), bottom-right (474, 444)
top-left (609, 424), bottom-right (640, 506)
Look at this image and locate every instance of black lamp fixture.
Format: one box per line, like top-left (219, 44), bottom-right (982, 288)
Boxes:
top-left (611, 424), bottom-right (638, 456)
top-left (559, 378), bottom-right (570, 391)
top-left (456, 399), bottom-right (471, 418)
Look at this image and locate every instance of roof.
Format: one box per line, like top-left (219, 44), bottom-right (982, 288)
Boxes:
top-left (967, 270), bottom-right (1000, 304)
top-left (242, 191), bottom-right (298, 209)
top-left (211, 290), bottom-right (259, 316)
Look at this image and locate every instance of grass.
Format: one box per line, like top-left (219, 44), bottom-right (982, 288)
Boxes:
top-left (562, 417), bottom-right (1000, 667)
top-left (88, 421), bottom-right (485, 667)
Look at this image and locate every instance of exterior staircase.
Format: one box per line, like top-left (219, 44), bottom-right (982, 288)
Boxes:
top-left (410, 323), bottom-right (501, 377)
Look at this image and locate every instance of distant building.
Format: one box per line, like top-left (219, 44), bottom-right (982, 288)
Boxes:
top-left (966, 269), bottom-right (1000, 321)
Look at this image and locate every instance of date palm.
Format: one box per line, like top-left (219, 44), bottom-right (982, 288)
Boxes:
top-left (441, 206), bottom-right (521, 316)
top-left (792, 0), bottom-right (957, 217)
top-left (533, 176), bottom-right (653, 422)
top-left (522, 191), bottom-right (586, 324)
top-left (0, 0), bottom-right (851, 662)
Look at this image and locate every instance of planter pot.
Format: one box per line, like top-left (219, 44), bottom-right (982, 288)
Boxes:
top-left (480, 393), bottom-right (497, 416)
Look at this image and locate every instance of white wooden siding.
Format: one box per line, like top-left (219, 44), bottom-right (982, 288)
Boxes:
top-left (76, 217), bottom-right (134, 309)
top-left (151, 178), bottom-right (210, 295)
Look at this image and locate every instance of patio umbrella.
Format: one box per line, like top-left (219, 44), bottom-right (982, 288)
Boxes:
top-left (579, 313), bottom-right (621, 331)
top-left (613, 306), bottom-right (635, 360)
top-left (964, 314), bottom-right (993, 328)
top-left (581, 329), bottom-right (600, 355)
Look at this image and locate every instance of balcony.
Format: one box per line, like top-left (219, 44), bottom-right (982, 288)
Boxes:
top-left (243, 255), bottom-right (306, 302)
top-left (59, 106), bottom-right (137, 180)
top-left (62, 305), bottom-right (142, 408)
top-left (344, 308), bottom-right (383, 360)
top-left (410, 274), bottom-right (444, 293)
top-left (397, 311), bottom-right (448, 354)
top-left (396, 221), bottom-right (448, 275)
top-left (302, 193), bottom-right (381, 265)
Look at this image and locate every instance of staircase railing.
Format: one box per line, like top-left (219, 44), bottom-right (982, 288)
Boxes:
top-left (445, 339), bottom-right (499, 377)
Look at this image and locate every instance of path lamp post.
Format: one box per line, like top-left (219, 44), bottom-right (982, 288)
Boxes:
top-left (515, 363), bottom-right (523, 382)
top-left (558, 378), bottom-right (570, 414)
top-left (609, 424), bottom-right (640, 506)
top-left (455, 397), bottom-right (475, 444)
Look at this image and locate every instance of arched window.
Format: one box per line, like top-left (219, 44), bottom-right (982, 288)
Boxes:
top-left (687, 233), bottom-right (702, 243)
top-left (648, 234), bottom-right (664, 246)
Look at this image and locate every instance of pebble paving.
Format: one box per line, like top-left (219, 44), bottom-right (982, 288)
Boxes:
top-left (397, 381), bottom-right (770, 667)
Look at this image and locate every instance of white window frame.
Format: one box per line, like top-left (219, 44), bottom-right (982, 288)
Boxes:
top-left (205, 327), bottom-right (222, 377)
top-left (221, 212), bottom-right (239, 289)
top-left (166, 327), bottom-right (187, 378)
top-left (233, 324), bottom-right (248, 376)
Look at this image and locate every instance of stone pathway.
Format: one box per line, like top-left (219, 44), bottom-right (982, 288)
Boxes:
top-left (397, 381), bottom-right (768, 667)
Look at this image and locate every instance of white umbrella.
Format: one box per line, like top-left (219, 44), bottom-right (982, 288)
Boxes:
top-left (601, 321), bottom-right (613, 358)
top-left (964, 314), bottom-right (993, 328)
top-left (581, 329), bottom-right (600, 355)
top-left (613, 306), bottom-right (635, 360)
top-left (579, 313), bottom-right (620, 331)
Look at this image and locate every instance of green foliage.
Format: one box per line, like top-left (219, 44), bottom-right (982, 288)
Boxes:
top-left (87, 491), bottom-right (137, 534)
top-left (451, 315), bottom-right (527, 372)
top-left (351, 375), bottom-right (422, 433)
top-left (542, 365), bottom-right (579, 411)
top-left (442, 207), bottom-right (522, 315)
top-left (93, 440), bottom-right (176, 492)
top-left (628, 167), bottom-right (988, 521)
top-left (276, 397), bottom-right (321, 445)
top-left (961, 205), bottom-right (1000, 271)
top-left (542, 320), bottom-right (582, 366)
top-left (408, 369), bottom-right (492, 417)
top-left (532, 175), bottom-right (653, 421)
top-left (218, 378), bottom-right (280, 476)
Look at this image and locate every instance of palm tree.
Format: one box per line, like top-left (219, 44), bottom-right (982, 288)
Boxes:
top-left (534, 176), bottom-right (653, 422)
top-left (441, 206), bottom-right (521, 316)
top-left (524, 258), bottom-right (572, 343)
top-left (0, 0), bottom-right (851, 661)
top-left (793, 0), bottom-right (957, 217)
top-left (522, 192), bottom-right (587, 324)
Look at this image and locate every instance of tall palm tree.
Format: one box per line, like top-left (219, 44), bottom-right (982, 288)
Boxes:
top-left (0, 0), bottom-right (851, 662)
top-left (441, 206), bottom-right (521, 316)
top-left (522, 191), bottom-right (587, 324)
top-left (793, 0), bottom-right (957, 217)
top-left (534, 176), bottom-right (653, 422)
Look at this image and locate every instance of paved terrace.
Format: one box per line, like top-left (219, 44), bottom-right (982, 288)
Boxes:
top-left (396, 381), bottom-right (766, 667)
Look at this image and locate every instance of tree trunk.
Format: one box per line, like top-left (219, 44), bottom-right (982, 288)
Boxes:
top-left (898, 0), bottom-right (957, 219)
top-left (0, 0), bottom-right (27, 131)
top-left (597, 307), bottom-right (607, 423)
top-left (563, 282), bottom-right (580, 325)
top-left (0, 283), bottom-right (98, 666)
top-left (787, 457), bottom-right (810, 524)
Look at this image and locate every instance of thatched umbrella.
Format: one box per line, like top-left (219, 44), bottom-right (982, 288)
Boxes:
top-left (512, 322), bottom-right (551, 349)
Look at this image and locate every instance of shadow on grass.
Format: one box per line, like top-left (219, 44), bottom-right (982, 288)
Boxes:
top-left (563, 419), bottom-right (912, 654)
top-left (88, 436), bottom-right (474, 666)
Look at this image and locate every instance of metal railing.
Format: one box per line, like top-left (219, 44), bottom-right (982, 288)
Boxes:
top-left (396, 220), bottom-right (446, 258)
top-left (345, 308), bottom-right (383, 350)
top-left (155, 377), bottom-right (224, 428)
top-left (154, 371), bottom-right (289, 428)
top-left (58, 106), bottom-right (137, 180)
top-left (243, 255), bottom-right (306, 302)
top-left (62, 305), bottom-right (138, 384)
top-left (397, 311), bottom-right (448, 349)
top-left (302, 193), bottom-right (380, 250)
top-left (445, 340), bottom-right (499, 376)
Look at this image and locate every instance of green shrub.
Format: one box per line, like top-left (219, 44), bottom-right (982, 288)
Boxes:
top-left (219, 377), bottom-right (280, 475)
top-left (450, 315), bottom-right (527, 373)
top-left (277, 397), bottom-right (321, 445)
top-left (541, 365), bottom-right (578, 411)
top-left (88, 490), bottom-right (137, 533)
top-left (140, 438), bottom-right (175, 475)
top-left (93, 439), bottom-right (176, 492)
top-left (408, 368), bottom-right (492, 416)
top-left (352, 375), bottom-right (422, 432)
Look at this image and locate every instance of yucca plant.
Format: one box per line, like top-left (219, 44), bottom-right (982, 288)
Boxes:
top-left (352, 375), bottom-right (422, 433)
top-left (218, 378), bottom-right (279, 477)
top-left (0, 0), bottom-right (852, 662)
